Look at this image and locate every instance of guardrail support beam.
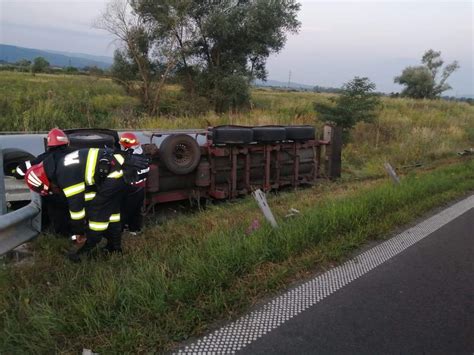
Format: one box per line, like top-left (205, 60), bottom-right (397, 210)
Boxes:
top-left (0, 192), bottom-right (42, 255)
top-left (324, 125), bottom-right (342, 179)
top-left (0, 148), bottom-right (42, 255)
top-left (0, 147), bottom-right (7, 215)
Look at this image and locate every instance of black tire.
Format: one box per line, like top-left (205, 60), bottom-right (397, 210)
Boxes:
top-left (285, 125), bottom-right (315, 141)
top-left (160, 134), bottom-right (201, 175)
top-left (252, 126), bottom-right (287, 143)
top-left (2, 148), bottom-right (35, 176)
top-left (68, 132), bottom-right (116, 149)
top-left (212, 125), bottom-right (254, 145)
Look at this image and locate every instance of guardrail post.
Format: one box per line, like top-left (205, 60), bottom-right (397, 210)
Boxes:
top-left (31, 192), bottom-right (42, 232)
top-left (0, 147), bottom-right (7, 215)
top-left (324, 125), bottom-right (342, 179)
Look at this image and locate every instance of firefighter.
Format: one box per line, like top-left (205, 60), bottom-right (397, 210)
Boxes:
top-left (13, 128), bottom-right (71, 178)
top-left (119, 132), bottom-right (149, 235)
top-left (24, 147), bottom-right (148, 262)
top-left (14, 128), bottom-right (72, 236)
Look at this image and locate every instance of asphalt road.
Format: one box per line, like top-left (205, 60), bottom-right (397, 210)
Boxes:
top-left (177, 195), bottom-right (474, 354)
top-left (241, 205), bottom-right (474, 354)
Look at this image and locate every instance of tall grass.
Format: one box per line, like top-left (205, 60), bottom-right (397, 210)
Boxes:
top-left (1, 160), bottom-right (473, 352)
top-left (1, 72), bottom-right (472, 179)
top-left (345, 98), bottom-right (474, 177)
top-left (0, 72), bottom-right (138, 131)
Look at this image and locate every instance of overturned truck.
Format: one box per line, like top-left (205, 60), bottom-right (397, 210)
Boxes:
top-left (2, 124), bottom-right (342, 214)
top-left (143, 124), bottom-right (341, 212)
top-left (0, 124), bottom-right (340, 254)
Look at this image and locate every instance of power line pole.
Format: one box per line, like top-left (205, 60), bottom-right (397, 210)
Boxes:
top-left (287, 70), bottom-right (292, 88)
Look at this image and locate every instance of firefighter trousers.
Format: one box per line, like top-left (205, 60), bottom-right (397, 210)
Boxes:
top-left (78, 177), bottom-right (127, 254)
top-left (43, 193), bottom-right (70, 237)
top-left (121, 186), bottom-right (145, 232)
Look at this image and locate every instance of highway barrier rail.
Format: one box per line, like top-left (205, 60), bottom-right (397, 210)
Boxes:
top-left (0, 148), bottom-right (42, 255)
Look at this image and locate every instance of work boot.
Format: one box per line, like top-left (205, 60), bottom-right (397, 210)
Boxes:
top-left (101, 242), bottom-right (114, 254)
top-left (101, 245), bottom-right (123, 257)
top-left (67, 251), bottom-right (82, 263)
top-left (68, 241), bottom-right (95, 262)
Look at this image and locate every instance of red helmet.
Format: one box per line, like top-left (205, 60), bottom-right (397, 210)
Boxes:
top-left (119, 132), bottom-right (140, 149)
top-left (25, 162), bottom-right (50, 196)
top-left (47, 128), bottom-right (69, 147)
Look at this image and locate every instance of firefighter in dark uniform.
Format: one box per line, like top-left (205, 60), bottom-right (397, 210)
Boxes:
top-left (24, 147), bottom-right (148, 262)
top-left (14, 128), bottom-right (71, 236)
top-left (119, 132), bottom-right (149, 235)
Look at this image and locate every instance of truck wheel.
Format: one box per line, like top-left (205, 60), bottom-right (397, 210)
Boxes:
top-left (2, 148), bottom-right (35, 176)
top-left (68, 132), bottom-right (116, 149)
top-left (252, 126), bottom-right (287, 143)
top-left (285, 125), bottom-right (315, 141)
top-left (160, 134), bottom-right (201, 175)
top-left (212, 125), bottom-right (254, 144)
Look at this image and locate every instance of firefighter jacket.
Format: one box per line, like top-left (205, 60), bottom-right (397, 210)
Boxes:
top-left (122, 146), bottom-right (150, 187)
top-left (43, 148), bottom-right (126, 235)
top-left (14, 147), bottom-right (71, 179)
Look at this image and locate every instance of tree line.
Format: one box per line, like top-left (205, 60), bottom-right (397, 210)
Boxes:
top-left (0, 57), bottom-right (106, 76)
top-left (2, 0), bottom-right (464, 128)
top-left (96, 0), bottom-right (462, 119)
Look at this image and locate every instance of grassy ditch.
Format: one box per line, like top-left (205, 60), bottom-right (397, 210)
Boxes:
top-left (1, 160), bottom-right (474, 353)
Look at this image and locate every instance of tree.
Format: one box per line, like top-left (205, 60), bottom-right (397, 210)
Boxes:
top-left (31, 57), bottom-right (50, 74)
top-left (394, 49), bottom-right (459, 99)
top-left (96, 0), bottom-right (177, 115)
top-left (16, 59), bottom-right (31, 67)
top-left (83, 66), bottom-right (105, 76)
top-left (314, 77), bottom-right (381, 136)
top-left (110, 49), bottom-right (140, 94)
top-left (128, 0), bottom-right (301, 112)
top-left (64, 66), bottom-right (79, 74)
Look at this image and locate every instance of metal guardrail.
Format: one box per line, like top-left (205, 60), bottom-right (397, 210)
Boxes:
top-left (0, 148), bottom-right (42, 255)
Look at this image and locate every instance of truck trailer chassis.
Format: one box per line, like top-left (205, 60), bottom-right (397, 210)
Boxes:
top-left (143, 124), bottom-right (341, 212)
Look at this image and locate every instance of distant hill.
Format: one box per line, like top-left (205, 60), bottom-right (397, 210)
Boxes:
top-left (254, 79), bottom-right (342, 93)
top-left (44, 49), bottom-right (113, 65)
top-left (0, 44), bottom-right (112, 69)
top-left (254, 79), bottom-right (315, 91)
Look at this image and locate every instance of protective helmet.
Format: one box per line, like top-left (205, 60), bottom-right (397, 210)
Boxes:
top-left (25, 162), bottom-right (50, 196)
top-left (47, 128), bottom-right (69, 147)
top-left (119, 132), bottom-right (140, 149)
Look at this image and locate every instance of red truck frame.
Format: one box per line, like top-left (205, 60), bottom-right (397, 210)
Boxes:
top-left (142, 124), bottom-right (342, 213)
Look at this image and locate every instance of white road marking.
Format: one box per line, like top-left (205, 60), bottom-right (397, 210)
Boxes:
top-left (176, 195), bottom-right (474, 354)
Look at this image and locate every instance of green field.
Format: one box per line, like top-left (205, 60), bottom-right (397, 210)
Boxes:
top-left (1, 71), bottom-right (474, 352)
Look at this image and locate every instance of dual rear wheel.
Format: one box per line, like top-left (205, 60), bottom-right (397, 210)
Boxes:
top-left (160, 125), bottom-right (316, 175)
top-left (211, 125), bottom-right (315, 145)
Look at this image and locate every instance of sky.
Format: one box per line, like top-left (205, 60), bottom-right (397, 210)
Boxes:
top-left (1, 0), bottom-right (473, 96)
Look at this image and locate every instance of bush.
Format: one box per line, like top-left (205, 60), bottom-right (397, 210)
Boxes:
top-left (314, 77), bottom-right (381, 136)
